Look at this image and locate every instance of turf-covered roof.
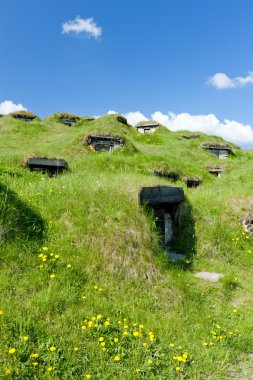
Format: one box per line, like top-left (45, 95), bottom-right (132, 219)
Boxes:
top-left (135, 120), bottom-right (160, 128)
top-left (9, 110), bottom-right (37, 120)
top-left (201, 142), bottom-right (233, 151)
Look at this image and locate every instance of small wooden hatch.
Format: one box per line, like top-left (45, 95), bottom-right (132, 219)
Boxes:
top-left (25, 157), bottom-right (68, 176)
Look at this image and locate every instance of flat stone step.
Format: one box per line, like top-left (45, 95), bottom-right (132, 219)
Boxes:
top-left (194, 271), bottom-right (224, 283)
top-left (166, 252), bottom-right (187, 262)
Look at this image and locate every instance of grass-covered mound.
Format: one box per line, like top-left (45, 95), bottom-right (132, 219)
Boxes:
top-left (0, 113), bottom-right (253, 379)
top-left (9, 110), bottom-right (38, 121)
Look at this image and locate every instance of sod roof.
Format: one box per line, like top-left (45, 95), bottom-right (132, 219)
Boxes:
top-left (9, 110), bottom-right (37, 120)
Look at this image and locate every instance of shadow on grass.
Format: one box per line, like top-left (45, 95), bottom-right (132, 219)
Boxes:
top-left (0, 182), bottom-right (46, 244)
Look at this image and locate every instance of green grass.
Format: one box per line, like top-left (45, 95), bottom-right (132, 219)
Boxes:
top-left (0, 115), bottom-right (253, 379)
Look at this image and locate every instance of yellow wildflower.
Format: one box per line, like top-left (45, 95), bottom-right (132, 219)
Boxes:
top-left (99, 337), bottom-right (104, 342)
top-left (85, 375), bottom-right (91, 379)
top-left (114, 338), bottom-right (119, 343)
top-left (32, 362), bottom-right (39, 367)
top-left (147, 359), bottom-right (153, 365)
top-left (47, 367), bottom-right (53, 372)
top-left (49, 346), bottom-right (56, 352)
top-left (66, 264), bottom-right (72, 269)
top-left (97, 314), bottom-right (102, 320)
top-left (23, 336), bottom-right (29, 342)
top-left (169, 343), bottom-right (175, 348)
top-left (123, 331), bottom-right (128, 336)
top-left (74, 347), bottom-right (79, 351)
top-left (50, 274), bottom-right (56, 279)
top-left (42, 247), bottom-right (48, 251)
top-left (81, 325), bottom-right (87, 330)
top-left (114, 355), bottom-right (120, 362)
top-left (100, 342), bottom-right (106, 347)
top-left (176, 367), bottom-right (181, 371)
top-left (30, 353), bottom-right (39, 358)
top-left (8, 348), bottom-right (16, 354)
top-left (104, 321), bottom-right (110, 326)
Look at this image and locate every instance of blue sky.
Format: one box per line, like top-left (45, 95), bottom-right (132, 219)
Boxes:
top-left (1, 0), bottom-right (253, 146)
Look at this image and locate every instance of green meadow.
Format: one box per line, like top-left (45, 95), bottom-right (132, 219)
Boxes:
top-left (0, 114), bottom-right (253, 379)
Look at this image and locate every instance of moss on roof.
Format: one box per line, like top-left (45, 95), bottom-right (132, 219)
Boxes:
top-left (54, 112), bottom-right (81, 121)
top-left (201, 142), bottom-right (233, 151)
top-left (9, 110), bottom-right (37, 120)
top-left (136, 120), bottom-right (160, 127)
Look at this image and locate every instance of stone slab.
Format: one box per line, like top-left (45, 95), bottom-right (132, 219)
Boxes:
top-left (194, 271), bottom-right (224, 283)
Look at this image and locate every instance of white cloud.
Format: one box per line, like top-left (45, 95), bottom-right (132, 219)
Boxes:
top-left (62, 16), bottom-right (102, 39)
top-left (124, 111), bottom-right (148, 126)
top-left (107, 110), bottom-right (117, 115)
top-left (0, 100), bottom-right (27, 115)
top-left (208, 71), bottom-right (253, 89)
top-left (152, 111), bottom-right (253, 147)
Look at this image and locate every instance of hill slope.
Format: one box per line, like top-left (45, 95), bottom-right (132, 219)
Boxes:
top-left (0, 115), bottom-right (253, 379)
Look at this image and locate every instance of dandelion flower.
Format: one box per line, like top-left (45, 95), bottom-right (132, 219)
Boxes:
top-left (23, 336), bottom-right (29, 342)
top-left (101, 347), bottom-right (107, 352)
top-left (66, 264), bottom-right (72, 269)
top-left (42, 247), bottom-right (48, 251)
top-left (176, 367), bottom-right (181, 371)
top-left (85, 375), bottom-right (91, 379)
top-left (104, 321), bottom-right (110, 326)
top-left (114, 355), bottom-right (120, 362)
top-left (169, 343), bottom-right (174, 348)
top-left (94, 285), bottom-right (98, 290)
top-left (49, 346), bottom-right (56, 352)
top-left (123, 331), bottom-right (128, 336)
top-left (114, 338), bottom-right (119, 343)
top-left (0, 310), bottom-right (3, 315)
top-left (100, 342), bottom-right (106, 347)
top-left (81, 325), bottom-right (87, 330)
top-left (139, 324), bottom-right (144, 329)
top-left (50, 274), bottom-right (56, 279)
top-left (147, 359), bottom-right (153, 365)
top-left (136, 368), bottom-right (141, 373)
top-left (97, 314), bottom-right (102, 320)
top-left (99, 337), bottom-right (104, 342)
top-left (8, 348), bottom-right (16, 354)
top-left (47, 367), bottom-right (53, 372)
top-left (74, 347), bottom-right (79, 351)
top-left (32, 362), bottom-right (39, 367)
top-left (5, 369), bottom-right (11, 375)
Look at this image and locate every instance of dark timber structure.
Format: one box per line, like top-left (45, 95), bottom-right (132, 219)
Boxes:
top-left (183, 178), bottom-right (201, 188)
top-left (86, 133), bottom-right (124, 152)
top-left (139, 186), bottom-right (184, 248)
top-left (25, 157), bottom-right (68, 177)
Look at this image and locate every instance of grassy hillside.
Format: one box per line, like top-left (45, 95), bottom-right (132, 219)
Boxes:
top-left (0, 114), bottom-right (253, 379)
